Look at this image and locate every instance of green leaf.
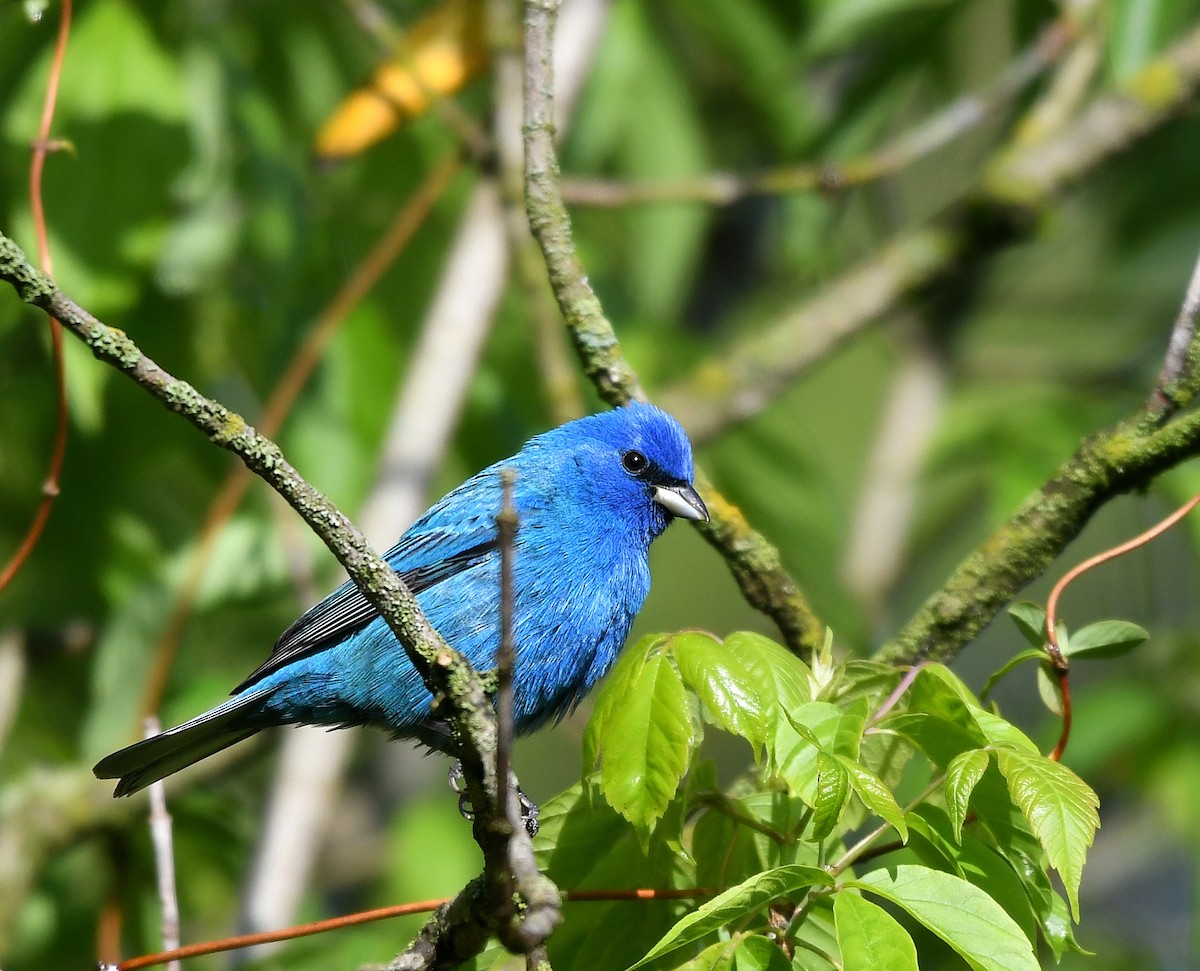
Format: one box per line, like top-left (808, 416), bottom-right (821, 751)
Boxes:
top-left (584, 633), bottom-right (663, 770)
top-left (727, 630), bottom-right (813, 713)
top-left (1042, 886), bottom-right (1095, 960)
top-left (1036, 663), bottom-right (1064, 716)
top-left (592, 651), bottom-right (697, 832)
top-left (630, 865), bottom-right (834, 969)
top-left (838, 756), bottom-right (908, 843)
top-left (673, 631), bottom-right (769, 748)
top-left (834, 891), bottom-right (918, 971)
top-left (848, 865), bottom-right (1039, 971)
top-left (993, 749), bottom-right (1100, 921)
top-left (773, 701), bottom-right (843, 799)
top-left (971, 708), bottom-right (1040, 755)
top-left (810, 752), bottom-right (849, 841)
top-left (674, 938), bottom-right (738, 971)
top-left (945, 749), bottom-right (989, 842)
top-left (979, 649), bottom-right (1045, 703)
top-left (904, 806), bottom-right (1039, 946)
top-left (732, 934), bottom-right (793, 971)
top-left (1007, 602), bottom-right (1047, 649)
top-left (1063, 620), bottom-right (1149, 660)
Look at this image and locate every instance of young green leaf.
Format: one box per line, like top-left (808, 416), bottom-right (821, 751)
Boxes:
top-left (1036, 663), bottom-right (1064, 716)
top-left (979, 649), bottom-right (1046, 703)
top-left (732, 934), bottom-right (794, 971)
top-left (848, 865), bottom-right (1039, 971)
top-left (672, 631), bottom-right (769, 748)
top-left (1007, 602), bottom-right (1047, 649)
top-left (773, 701), bottom-right (843, 799)
top-left (1063, 620), bottom-right (1149, 660)
top-left (834, 890), bottom-right (918, 971)
top-left (673, 937), bottom-right (738, 971)
top-left (945, 749), bottom-right (990, 842)
top-left (838, 756), bottom-right (908, 843)
top-left (594, 653), bottom-right (697, 832)
top-left (727, 630), bottom-right (813, 714)
top-left (994, 749), bottom-right (1100, 921)
top-left (810, 752), bottom-right (849, 841)
top-left (629, 865), bottom-right (834, 969)
top-left (584, 633), bottom-right (663, 769)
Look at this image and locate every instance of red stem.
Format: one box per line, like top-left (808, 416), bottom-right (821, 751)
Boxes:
top-left (0, 0), bottom-right (73, 594)
top-left (1043, 491), bottom-right (1200, 760)
top-left (113, 888), bottom-right (715, 970)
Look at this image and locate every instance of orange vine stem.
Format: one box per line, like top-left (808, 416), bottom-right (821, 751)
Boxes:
top-left (0, 0), bottom-right (73, 594)
top-left (1043, 491), bottom-right (1200, 760)
top-left (110, 887), bottom-right (714, 970)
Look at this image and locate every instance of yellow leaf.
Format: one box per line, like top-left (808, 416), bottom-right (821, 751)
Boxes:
top-left (315, 0), bottom-right (486, 161)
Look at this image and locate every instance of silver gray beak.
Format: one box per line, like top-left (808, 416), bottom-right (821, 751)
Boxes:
top-left (653, 483), bottom-right (709, 523)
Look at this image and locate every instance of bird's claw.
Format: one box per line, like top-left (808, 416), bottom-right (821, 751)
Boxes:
top-left (448, 761), bottom-right (540, 837)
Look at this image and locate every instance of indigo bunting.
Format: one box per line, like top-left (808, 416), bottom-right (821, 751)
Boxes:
top-left (95, 403), bottom-right (707, 797)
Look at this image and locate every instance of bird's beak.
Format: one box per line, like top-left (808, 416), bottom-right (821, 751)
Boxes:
top-left (653, 483), bottom-right (709, 522)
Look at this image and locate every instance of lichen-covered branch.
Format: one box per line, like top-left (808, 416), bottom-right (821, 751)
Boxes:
top-left (0, 230), bottom-right (558, 969)
top-left (522, 0), bottom-right (823, 655)
top-left (879, 305), bottom-right (1200, 666)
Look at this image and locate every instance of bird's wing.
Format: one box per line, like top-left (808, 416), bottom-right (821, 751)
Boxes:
top-left (233, 508), bottom-right (501, 693)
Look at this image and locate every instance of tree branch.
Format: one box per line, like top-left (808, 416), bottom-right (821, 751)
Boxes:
top-left (522, 0), bottom-right (823, 655)
top-left (0, 231), bottom-right (558, 967)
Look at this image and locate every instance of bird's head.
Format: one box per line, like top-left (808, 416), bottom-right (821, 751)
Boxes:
top-left (540, 402), bottom-right (708, 541)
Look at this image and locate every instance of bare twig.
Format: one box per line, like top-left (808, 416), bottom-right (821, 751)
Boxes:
top-left (0, 631), bottom-right (25, 759)
top-left (143, 719), bottom-right (181, 971)
top-left (495, 470), bottom-right (519, 836)
top-left (1149, 244), bottom-right (1200, 414)
top-left (241, 171), bottom-right (500, 943)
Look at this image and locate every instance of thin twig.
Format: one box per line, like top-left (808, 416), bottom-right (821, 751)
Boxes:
top-left (868, 662), bottom-right (929, 725)
top-left (0, 0), bottom-right (72, 595)
top-left (495, 469), bottom-right (520, 836)
top-left (1148, 244), bottom-right (1200, 415)
top-left (143, 719), bottom-right (181, 971)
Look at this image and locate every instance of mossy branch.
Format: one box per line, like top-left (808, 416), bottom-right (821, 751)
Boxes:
top-left (522, 0), bottom-right (823, 656)
top-left (879, 268), bottom-right (1200, 665)
top-left (0, 231), bottom-right (559, 968)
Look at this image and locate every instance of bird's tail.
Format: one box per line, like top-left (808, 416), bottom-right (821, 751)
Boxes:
top-left (93, 690), bottom-right (275, 797)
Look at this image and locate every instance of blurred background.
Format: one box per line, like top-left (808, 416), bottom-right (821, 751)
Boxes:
top-left (2, 0), bottom-right (1200, 968)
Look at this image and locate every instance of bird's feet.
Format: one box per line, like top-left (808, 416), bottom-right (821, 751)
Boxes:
top-left (448, 762), bottom-right (540, 837)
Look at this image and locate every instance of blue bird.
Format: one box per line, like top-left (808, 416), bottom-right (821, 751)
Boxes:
top-left (94, 402), bottom-right (708, 798)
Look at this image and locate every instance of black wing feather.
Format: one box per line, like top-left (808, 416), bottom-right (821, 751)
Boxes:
top-left (233, 538), bottom-right (497, 692)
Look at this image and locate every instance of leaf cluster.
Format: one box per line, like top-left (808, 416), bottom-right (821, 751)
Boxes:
top-left (480, 629), bottom-right (1105, 971)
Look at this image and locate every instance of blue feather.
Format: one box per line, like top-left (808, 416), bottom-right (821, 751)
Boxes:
top-left (94, 402), bottom-right (706, 796)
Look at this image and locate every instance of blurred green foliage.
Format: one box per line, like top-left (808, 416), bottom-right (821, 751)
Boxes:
top-left (3, 0), bottom-right (1200, 969)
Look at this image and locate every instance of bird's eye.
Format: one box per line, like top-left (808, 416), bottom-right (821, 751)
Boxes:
top-left (622, 449), bottom-right (649, 476)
